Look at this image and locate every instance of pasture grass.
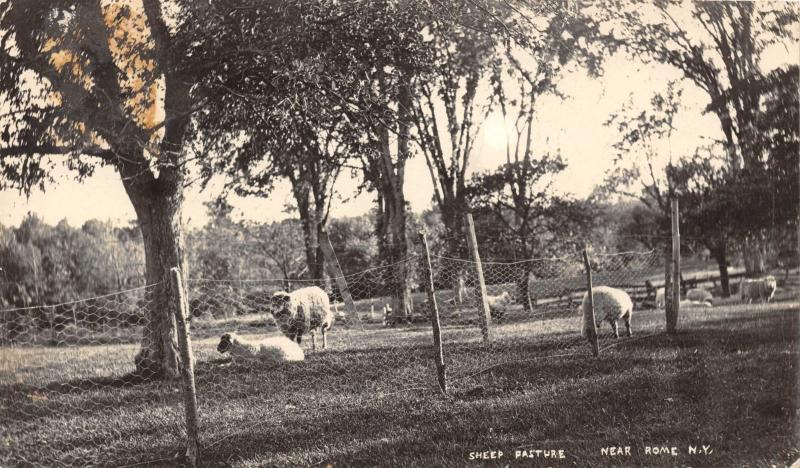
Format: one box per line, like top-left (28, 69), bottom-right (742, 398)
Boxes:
top-left (1, 297), bottom-right (798, 467)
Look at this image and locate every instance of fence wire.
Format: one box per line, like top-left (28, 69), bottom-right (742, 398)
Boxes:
top-left (1, 240), bottom-right (792, 465)
top-left (0, 283), bottom-right (186, 467)
top-left (176, 247), bottom-right (671, 449)
top-left (184, 263), bottom-right (443, 453)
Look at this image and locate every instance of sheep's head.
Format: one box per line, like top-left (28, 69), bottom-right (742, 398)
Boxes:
top-left (217, 333), bottom-right (235, 354)
top-left (270, 291), bottom-right (293, 316)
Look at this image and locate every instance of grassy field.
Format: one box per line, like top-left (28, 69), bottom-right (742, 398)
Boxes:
top-left (1, 288), bottom-right (798, 467)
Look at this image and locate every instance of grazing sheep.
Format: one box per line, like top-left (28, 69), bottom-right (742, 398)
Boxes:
top-left (486, 291), bottom-right (512, 319)
top-left (217, 332), bottom-right (305, 363)
top-left (579, 286), bottom-right (633, 339)
top-left (686, 288), bottom-right (713, 306)
top-left (739, 276), bottom-right (777, 304)
top-left (270, 286), bottom-right (334, 350)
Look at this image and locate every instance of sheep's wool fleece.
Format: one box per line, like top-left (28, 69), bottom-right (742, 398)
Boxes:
top-left (655, 288), bottom-right (665, 308)
top-left (686, 288), bottom-right (713, 303)
top-left (230, 335), bottom-right (305, 362)
top-left (581, 286), bottom-right (633, 323)
top-left (258, 336), bottom-right (305, 361)
top-left (275, 286), bottom-right (334, 332)
top-left (740, 277), bottom-right (777, 302)
top-left (487, 292), bottom-right (511, 308)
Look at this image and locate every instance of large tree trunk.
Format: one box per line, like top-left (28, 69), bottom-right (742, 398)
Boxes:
top-left (516, 264), bottom-right (535, 313)
top-left (389, 200), bottom-right (414, 318)
top-left (711, 243), bottom-right (731, 297)
top-left (123, 170), bottom-right (184, 379)
top-left (373, 87), bottom-right (415, 318)
top-left (375, 193), bottom-right (414, 319)
top-left (295, 190), bottom-right (322, 284)
top-left (440, 203), bottom-right (468, 304)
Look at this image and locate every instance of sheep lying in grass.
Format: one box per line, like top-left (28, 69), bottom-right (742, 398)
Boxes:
top-left (580, 286), bottom-right (633, 339)
top-left (217, 332), bottom-right (305, 363)
top-left (686, 288), bottom-right (713, 306)
top-left (270, 286), bottom-right (334, 350)
top-left (486, 291), bottom-right (512, 320)
top-left (739, 276), bottom-right (777, 304)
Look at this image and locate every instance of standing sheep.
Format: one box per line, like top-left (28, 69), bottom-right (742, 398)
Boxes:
top-left (739, 276), bottom-right (777, 303)
top-left (655, 287), bottom-right (665, 309)
top-left (217, 332), bottom-right (305, 362)
top-left (270, 286), bottom-right (334, 350)
top-left (645, 280), bottom-right (665, 309)
top-left (580, 286), bottom-right (633, 339)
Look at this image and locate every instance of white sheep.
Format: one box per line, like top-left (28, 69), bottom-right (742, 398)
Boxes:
top-left (217, 332), bottom-right (305, 362)
top-left (580, 286), bottom-right (633, 339)
top-left (270, 286), bottom-right (334, 350)
top-left (739, 276), bottom-right (777, 304)
top-left (486, 291), bottom-right (512, 319)
top-left (686, 288), bottom-right (713, 306)
top-left (655, 287), bottom-right (665, 309)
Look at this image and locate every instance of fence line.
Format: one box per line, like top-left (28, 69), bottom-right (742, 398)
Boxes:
top-left (12, 199), bottom-right (787, 465)
top-left (0, 282), bottom-right (161, 314)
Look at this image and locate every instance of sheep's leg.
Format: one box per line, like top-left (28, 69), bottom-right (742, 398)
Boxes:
top-left (610, 320), bottom-right (619, 339)
top-left (321, 327), bottom-right (327, 349)
top-left (624, 315), bottom-right (632, 337)
top-left (311, 331), bottom-right (317, 351)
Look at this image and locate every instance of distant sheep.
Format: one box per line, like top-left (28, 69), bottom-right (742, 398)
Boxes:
top-left (217, 332), bottom-right (305, 363)
top-left (270, 286), bottom-right (334, 350)
top-left (580, 286), bottom-right (633, 339)
top-left (655, 287), bottom-right (665, 309)
top-left (686, 288), bottom-right (713, 306)
top-left (739, 276), bottom-right (777, 304)
top-left (382, 304), bottom-right (397, 326)
top-left (486, 291), bottom-right (512, 319)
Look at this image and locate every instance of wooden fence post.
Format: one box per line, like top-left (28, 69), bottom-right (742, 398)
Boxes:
top-left (669, 199), bottom-right (681, 334)
top-left (464, 214), bottom-right (492, 343)
top-left (170, 268), bottom-right (199, 467)
top-left (319, 231), bottom-right (357, 317)
top-left (582, 246), bottom-right (600, 357)
top-left (418, 231), bottom-right (447, 394)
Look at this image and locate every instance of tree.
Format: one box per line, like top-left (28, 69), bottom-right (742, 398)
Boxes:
top-left (467, 156), bottom-right (576, 309)
top-left (326, 215), bottom-right (378, 275)
top-left (669, 153), bottom-right (738, 295)
top-left (601, 0), bottom-right (799, 274)
top-left (410, 11), bottom-right (498, 261)
top-left (331, 2), bottom-right (428, 318)
top-left (243, 219), bottom-right (307, 286)
top-left (0, 1), bottom-right (254, 377)
top-left (464, 1), bottom-right (606, 309)
top-left (604, 82), bottom-right (684, 312)
top-left (201, 97), bottom-right (347, 283)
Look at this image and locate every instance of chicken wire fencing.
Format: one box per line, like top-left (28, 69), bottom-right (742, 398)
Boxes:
top-left (184, 262), bottom-right (444, 456)
top-left (0, 283), bottom-right (188, 467)
top-left (0, 244), bottom-right (669, 465)
top-left (178, 246), bottom-right (668, 453)
top-left (420, 248), bottom-right (665, 391)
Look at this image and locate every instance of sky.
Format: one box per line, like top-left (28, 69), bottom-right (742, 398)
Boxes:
top-left (1, 17), bottom-right (795, 230)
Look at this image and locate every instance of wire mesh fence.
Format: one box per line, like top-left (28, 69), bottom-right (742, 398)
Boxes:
top-left (1, 224), bottom-right (795, 465)
top-left (0, 283), bottom-right (187, 467)
top-left (184, 264), bottom-right (443, 453)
